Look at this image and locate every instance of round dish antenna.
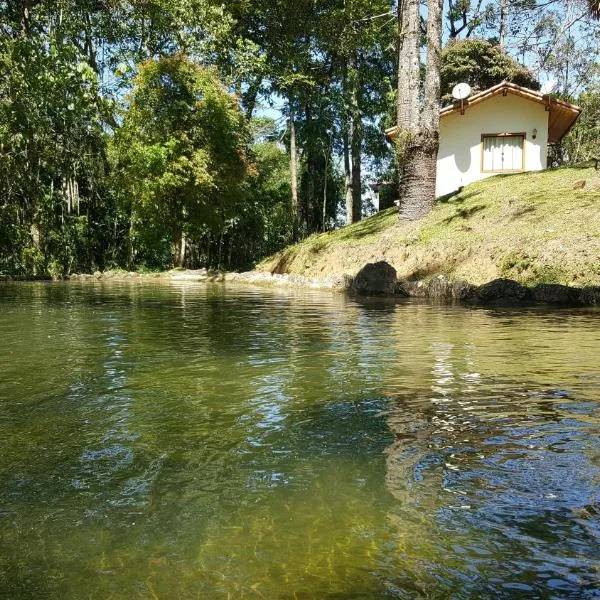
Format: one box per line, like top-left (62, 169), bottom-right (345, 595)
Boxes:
top-left (540, 79), bottom-right (556, 94)
top-left (452, 83), bottom-right (471, 100)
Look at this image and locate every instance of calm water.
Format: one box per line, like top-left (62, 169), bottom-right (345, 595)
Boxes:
top-left (1, 282), bottom-right (600, 599)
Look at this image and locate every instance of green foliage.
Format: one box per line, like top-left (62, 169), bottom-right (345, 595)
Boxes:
top-left (216, 136), bottom-right (295, 269)
top-left (441, 39), bottom-right (540, 104)
top-left (0, 14), bottom-right (111, 277)
top-left (556, 88), bottom-right (600, 166)
top-left (0, 0), bottom-right (597, 276)
top-left (111, 55), bottom-right (251, 267)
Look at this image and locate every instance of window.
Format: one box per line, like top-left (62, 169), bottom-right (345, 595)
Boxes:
top-left (481, 134), bottom-right (525, 173)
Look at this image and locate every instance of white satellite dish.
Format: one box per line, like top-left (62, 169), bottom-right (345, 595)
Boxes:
top-left (452, 83), bottom-right (472, 101)
top-left (540, 79), bottom-right (557, 94)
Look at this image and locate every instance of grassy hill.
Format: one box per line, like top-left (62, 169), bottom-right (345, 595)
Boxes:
top-left (258, 168), bottom-right (600, 288)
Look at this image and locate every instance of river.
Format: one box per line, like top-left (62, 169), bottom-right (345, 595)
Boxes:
top-left (1, 282), bottom-right (599, 598)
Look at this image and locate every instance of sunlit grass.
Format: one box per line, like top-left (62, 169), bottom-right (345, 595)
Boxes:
top-left (259, 168), bottom-right (600, 286)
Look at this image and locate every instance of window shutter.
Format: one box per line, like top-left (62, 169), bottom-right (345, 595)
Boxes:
top-left (482, 135), bottom-right (524, 172)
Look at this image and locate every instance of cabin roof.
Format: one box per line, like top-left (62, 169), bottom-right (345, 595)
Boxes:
top-left (385, 82), bottom-right (582, 144)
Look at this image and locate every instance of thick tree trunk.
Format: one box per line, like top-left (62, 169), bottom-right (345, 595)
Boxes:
top-left (398, 0), bottom-right (443, 221)
top-left (289, 102), bottom-right (299, 240)
top-left (350, 118), bottom-right (362, 223)
top-left (397, 0), bottom-right (421, 135)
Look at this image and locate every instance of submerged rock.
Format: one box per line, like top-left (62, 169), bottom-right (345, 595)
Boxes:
top-left (351, 261), bottom-right (397, 295)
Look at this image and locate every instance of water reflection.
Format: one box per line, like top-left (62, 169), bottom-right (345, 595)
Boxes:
top-left (383, 331), bottom-right (600, 596)
top-left (0, 282), bottom-right (599, 598)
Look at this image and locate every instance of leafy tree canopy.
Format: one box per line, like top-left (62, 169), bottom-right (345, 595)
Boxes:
top-left (441, 38), bottom-right (540, 105)
top-left (111, 54), bottom-right (251, 267)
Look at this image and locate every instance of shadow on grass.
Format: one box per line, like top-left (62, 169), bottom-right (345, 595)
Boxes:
top-left (437, 188), bottom-right (483, 206)
top-left (441, 204), bottom-right (486, 225)
top-left (336, 207), bottom-right (398, 242)
top-left (509, 204), bottom-right (536, 219)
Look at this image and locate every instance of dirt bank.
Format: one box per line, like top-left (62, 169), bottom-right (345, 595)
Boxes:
top-left (257, 168), bottom-right (600, 290)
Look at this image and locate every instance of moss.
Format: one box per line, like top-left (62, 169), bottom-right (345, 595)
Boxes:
top-left (500, 252), bottom-right (568, 285)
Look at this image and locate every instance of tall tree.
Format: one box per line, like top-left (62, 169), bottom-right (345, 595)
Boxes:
top-left (441, 38), bottom-right (539, 104)
top-left (111, 55), bottom-right (251, 268)
top-left (396, 0), bottom-right (444, 220)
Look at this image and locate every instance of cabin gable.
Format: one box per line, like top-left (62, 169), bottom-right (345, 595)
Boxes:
top-left (436, 93), bottom-right (549, 197)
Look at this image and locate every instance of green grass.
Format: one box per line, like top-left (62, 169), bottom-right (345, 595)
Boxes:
top-left (258, 168), bottom-right (600, 287)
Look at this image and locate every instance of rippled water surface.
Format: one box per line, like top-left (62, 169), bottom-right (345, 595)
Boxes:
top-left (1, 282), bottom-right (600, 598)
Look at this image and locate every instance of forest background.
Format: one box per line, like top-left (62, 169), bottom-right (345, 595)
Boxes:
top-left (1, 0), bottom-right (599, 277)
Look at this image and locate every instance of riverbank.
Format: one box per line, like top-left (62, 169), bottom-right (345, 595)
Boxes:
top-left (249, 168), bottom-right (600, 304)
top-left (60, 263), bottom-right (600, 306)
top-left (258, 168), bottom-right (600, 287)
top-left (11, 168), bottom-right (600, 305)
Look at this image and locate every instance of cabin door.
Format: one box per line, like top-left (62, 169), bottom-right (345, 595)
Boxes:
top-left (482, 134), bottom-right (524, 172)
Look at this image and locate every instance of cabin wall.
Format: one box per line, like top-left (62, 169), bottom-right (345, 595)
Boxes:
top-left (436, 93), bottom-right (549, 198)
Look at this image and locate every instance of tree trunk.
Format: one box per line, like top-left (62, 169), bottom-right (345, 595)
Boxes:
top-left (128, 216), bottom-right (135, 269)
top-left (175, 229), bottom-right (186, 268)
top-left (499, 0), bottom-right (507, 50)
top-left (289, 101), bottom-right (299, 240)
top-left (349, 57), bottom-right (362, 223)
top-left (343, 125), bottom-right (353, 225)
top-left (397, 0), bottom-right (421, 136)
top-left (305, 103), bottom-right (315, 232)
top-left (322, 149), bottom-right (330, 232)
top-left (398, 0), bottom-right (443, 221)
top-left (20, 0), bottom-right (31, 34)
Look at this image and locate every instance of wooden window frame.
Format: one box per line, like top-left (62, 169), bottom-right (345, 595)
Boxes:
top-left (480, 132), bottom-right (526, 174)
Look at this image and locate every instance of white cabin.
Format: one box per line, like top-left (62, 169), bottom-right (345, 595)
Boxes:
top-left (387, 82), bottom-right (581, 198)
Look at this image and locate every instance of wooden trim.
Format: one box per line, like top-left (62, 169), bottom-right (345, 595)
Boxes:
top-left (440, 82), bottom-right (581, 118)
top-left (480, 133), bottom-right (526, 173)
top-left (386, 82), bottom-right (581, 143)
top-left (481, 131), bottom-right (526, 137)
